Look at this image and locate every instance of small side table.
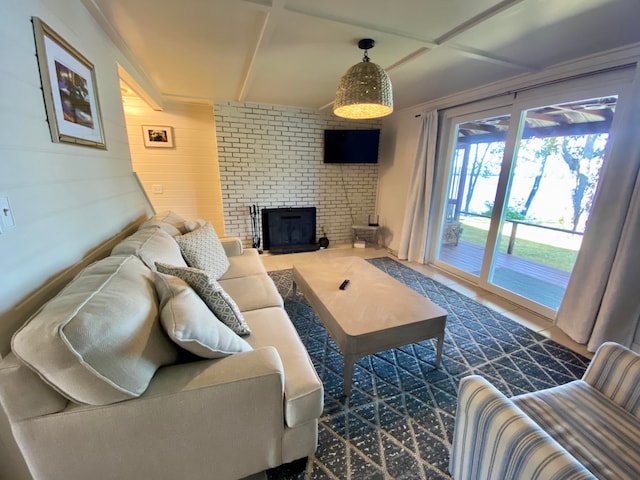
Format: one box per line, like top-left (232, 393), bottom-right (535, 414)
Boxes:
top-left (352, 225), bottom-right (380, 248)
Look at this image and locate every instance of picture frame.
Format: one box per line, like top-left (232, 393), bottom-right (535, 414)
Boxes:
top-left (32, 17), bottom-right (106, 149)
top-left (142, 125), bottom-right (174, 148)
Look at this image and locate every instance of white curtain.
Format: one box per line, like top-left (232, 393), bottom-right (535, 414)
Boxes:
top-left (398, 110), bottom-right (438, 263)
top-left (556, 68), bottom-right (640, 352)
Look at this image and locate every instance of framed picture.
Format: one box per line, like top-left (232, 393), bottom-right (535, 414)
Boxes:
top-left (32, 17), bottom-right (106, 149)
top-left (142, 125), bottom-right (174, 148)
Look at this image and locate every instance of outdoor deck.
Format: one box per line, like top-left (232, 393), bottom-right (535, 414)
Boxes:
top-left (438, 240), bottom-right (571, 310)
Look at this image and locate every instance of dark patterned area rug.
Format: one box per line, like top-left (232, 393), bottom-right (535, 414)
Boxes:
top-left (266, 257), bottom-right (590, 480)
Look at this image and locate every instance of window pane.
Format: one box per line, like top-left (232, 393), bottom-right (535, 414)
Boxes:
top-left (490, 97), bottom-right (617, 309)
top-left (437, 114), bottom-right (510, 276)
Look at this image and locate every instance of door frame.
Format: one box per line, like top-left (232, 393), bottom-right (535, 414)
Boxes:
top-left (427, 69), bottom-right (634, 319)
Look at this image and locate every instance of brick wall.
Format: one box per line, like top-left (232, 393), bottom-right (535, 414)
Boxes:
top-left (214, 101), bottom-right (381, 248)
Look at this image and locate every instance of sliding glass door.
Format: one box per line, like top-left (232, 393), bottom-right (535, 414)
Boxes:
top-left (437, 109), bottom-right (511, 276)
top-left (433, 73), bottom-right (629, 316)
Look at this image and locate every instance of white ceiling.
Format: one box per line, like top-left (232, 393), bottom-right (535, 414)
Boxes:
top-left (90, 0), bottom-right (640, 112)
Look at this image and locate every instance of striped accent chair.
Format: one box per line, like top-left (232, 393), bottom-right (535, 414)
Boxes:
top-left (450, 342), bottom-right (640, 480)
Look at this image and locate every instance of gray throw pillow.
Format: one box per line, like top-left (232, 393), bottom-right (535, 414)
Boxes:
top-left (156, 262), bottom-right (251, 336)
top-left (154, 272), bottom-right (252, 358)
top-left (175, 222), bottom-right (230, 279)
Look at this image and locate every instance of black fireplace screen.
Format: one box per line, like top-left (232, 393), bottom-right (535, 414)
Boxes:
top-left (261, 207), bottom-right (319, 254)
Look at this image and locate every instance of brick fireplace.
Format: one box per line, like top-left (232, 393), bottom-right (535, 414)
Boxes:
top-left (214, 101), bottom-right (380, 248)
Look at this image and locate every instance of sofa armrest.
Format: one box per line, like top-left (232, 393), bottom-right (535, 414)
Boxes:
top-left (12, 348), bottom-right (287, 480)
top-left (450, 375), bottom-right (595, 480)
top-left (582, 341), bottom-right (640, 416)
top-left (220, 236), bottom-right (243, 257)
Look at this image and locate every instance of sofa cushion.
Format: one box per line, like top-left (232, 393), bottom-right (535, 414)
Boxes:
top-left (12, 255), bottom-right (179, 405)
top-left (242, 307), bottom-right (323, 427)
top-left (218, 274), bottom-right (283, 312)
top-left (155, 272), bottom-right (252, 358)
top-left (156, 263), bottom-right (251, 336)
top-left (513, 380), bottom-right (640, 480)
top-left (139, 211), bottom-right (187, 236)
top-left (111, 227), bottom-right (187, 271)
top-left (175, 222), bottom-right (229, 279)
top-left (219, 248), bottom-right (267, 280)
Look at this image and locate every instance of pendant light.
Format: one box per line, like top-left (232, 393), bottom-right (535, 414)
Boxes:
top-left (333, 39), bottom-right (393, 119)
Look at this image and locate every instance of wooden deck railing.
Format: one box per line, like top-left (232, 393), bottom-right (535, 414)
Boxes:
top-left (457, 211), bottom-right (584, 254)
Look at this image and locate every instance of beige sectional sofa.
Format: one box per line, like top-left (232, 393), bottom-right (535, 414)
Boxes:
top-left (0, 212), bottom-right (323, 480)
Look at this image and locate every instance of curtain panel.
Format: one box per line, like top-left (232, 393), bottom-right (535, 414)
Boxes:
top-left (398, 110), bottom-right (438, 263)
top-left (556, 67), bottom-right (640, 352)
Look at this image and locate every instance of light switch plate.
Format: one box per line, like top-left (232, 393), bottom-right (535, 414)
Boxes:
top-left (0, 197), bottom-right (15, 230)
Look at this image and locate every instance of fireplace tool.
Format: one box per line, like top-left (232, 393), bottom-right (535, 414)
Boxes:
top-left (249, 204), bottom-right (262, 253)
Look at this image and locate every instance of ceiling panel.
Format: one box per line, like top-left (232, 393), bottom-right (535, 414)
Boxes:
top-left (94, 0), bottom-right (640, 111)
top-left (246, 10), bottom-right (425, 107)
top-left (284, 0), bottom-right (508, 41)
top-left (451, 0), bottom-right (640, 69)
top-left (94, 0), bottom-right (267, 99)
top-left (389, 47), bottom-right (523, 110)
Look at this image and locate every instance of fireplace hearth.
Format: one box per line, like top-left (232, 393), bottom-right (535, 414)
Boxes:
top-left (262, 207), bottom-right (320, 254)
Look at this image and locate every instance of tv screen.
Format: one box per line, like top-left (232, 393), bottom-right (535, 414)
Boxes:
top-left (324, 129), bottom-right (380, 164)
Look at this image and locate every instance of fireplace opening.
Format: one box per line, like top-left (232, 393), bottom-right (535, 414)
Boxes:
top-left (262, 207), bottom-right (320, 254)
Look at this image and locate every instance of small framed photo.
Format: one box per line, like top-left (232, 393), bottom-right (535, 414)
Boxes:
top-left (142, 125), bottom-right (174, 148)
top-left (32, 17), bottom-right (106, 149)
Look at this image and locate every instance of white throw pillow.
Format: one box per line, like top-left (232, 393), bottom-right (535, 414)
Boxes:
top-left (175, 222), bottom-right (230, 279)
top-left (156, 263), bottom-right (251, 336)
top-left (183, 219), bottom-right (207, 233)
top-left (155, 272), bottom-right (252, 358)
top-left (139, 211), bottom-right (187, 236)
top-left (112, 227), bottom-right (187, 271)
top-left (12, 255), bottom-right (179, 405)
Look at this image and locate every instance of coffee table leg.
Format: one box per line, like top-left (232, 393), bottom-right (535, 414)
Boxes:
top-left (292, 281), bottom-right (297, 297)
top-left (343, 354), bottom-right (357, 397)
top-left (435, 332), bottom-right (444, 368)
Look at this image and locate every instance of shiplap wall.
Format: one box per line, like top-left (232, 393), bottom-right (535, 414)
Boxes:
top-left (0, 0), bottom-right (152, 356)
top-left (123, 97), bottom-right (225, 235)
top-left (214, 101), bottom-right (381, 247)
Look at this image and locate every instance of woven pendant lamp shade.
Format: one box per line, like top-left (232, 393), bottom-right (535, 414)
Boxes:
top-left (333, 39), bottom-right (393, 119)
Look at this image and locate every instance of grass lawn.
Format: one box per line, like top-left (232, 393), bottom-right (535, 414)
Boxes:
top-left (460, 223), bottom-right (578, 272)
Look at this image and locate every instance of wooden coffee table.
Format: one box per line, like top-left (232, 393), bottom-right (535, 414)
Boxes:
top-left (292, 257), bottom-right (447, 396)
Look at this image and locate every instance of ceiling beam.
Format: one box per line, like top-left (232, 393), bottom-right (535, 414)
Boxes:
top-left (81, 0), bottom-right (164, 110)
top-left (386, 47), bottom-right (432, 73)
top-left (238, 0), bottom-right (286, 102)
top-left (282, 5), bottom-right (440, 47)
top-left (435, 0), bottom-right (527, 44)
top-left (304, 0), bottom-right (534, 109)
top-left (285, 0), bottom-right (531, 74)
top-left (433, 0), bottom-right (535, 74)
top-left (446, 44), bottom-right (539, 72)
top-left (525, 110), bottom-right (570, 124)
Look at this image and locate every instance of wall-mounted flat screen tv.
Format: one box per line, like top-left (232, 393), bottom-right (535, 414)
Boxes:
top-left (323, 129), bottom-right (380, 164)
